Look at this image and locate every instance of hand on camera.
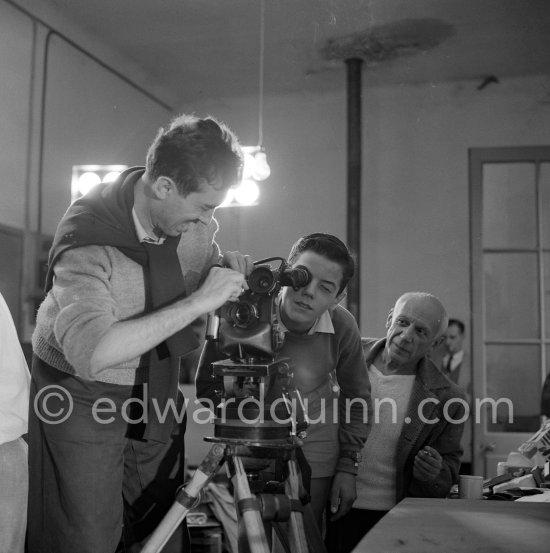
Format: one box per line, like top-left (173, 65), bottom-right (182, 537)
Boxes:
top-left (221, 251), bottom-right (254, 276)
top-left (196, 266), bottom-right (246, 312)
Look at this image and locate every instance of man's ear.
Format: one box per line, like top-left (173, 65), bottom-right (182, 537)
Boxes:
top-left (327, 290), bottom-right (346, 313)
top-left (431, 334), bottom-right (446, 350)
top-left (151, 176), bottom-right (175, 200)
top-left (385, 308), bottom-right (394, 329)
top-left (334, 290), bottom-right (346, 306)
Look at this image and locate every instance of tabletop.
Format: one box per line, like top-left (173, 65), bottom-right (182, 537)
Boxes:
top-left (352, 497), bottom-right (550, 553)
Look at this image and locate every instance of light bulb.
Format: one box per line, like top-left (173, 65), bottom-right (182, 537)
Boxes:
top-left (252, 151), bottom-right (271, 181)
top-left (78, 172), bottom-right (101, 196)
top-left (234, 179), bottom-right (260, 206)
top-left (102, 171), bottom-right (121, 183)
top-left (242, 151), bottom-right (256, 180)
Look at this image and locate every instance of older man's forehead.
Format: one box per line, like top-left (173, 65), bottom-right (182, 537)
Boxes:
top-left (395, 297), bottom-right (443, 331)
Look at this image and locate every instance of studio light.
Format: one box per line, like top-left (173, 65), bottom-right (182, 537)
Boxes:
top-left (234, 179), bottom-right (260, 206)
top-left (71, 164), bottom-right (127, 202)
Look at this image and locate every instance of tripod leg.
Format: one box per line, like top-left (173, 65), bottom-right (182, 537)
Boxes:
top-left (140, 444), bottom-right (226, 553)
top-left (228, 455), bottom-right (271, 553)
top-left (285, 459), bottom-right (310, 553)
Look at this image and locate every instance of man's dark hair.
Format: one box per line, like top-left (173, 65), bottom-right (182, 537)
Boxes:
top-left (145, 113), bottom-right (243, 196)
top-left (287, 232), bottom-right (355, 294)
top-left (448, 318), bottom-right (465, 334)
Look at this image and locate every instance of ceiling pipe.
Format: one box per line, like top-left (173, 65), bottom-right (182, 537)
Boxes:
top-left (345, 58), bottom-right (363, 325)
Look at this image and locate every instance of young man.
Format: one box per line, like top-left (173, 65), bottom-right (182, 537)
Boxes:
top-left (326, 292), bottom-right (466, 553)
top-left (29, 114), bottom-right (252, 553)
top-left (196, 233), bottom-right (371, 529)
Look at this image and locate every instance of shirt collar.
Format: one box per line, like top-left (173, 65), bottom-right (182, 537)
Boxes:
top-left (132, 207), bottom-right (166, 244)
top-left (449, 349), bottom-right (464, 363)
top-left (277, 297), bottom-right (335, 335)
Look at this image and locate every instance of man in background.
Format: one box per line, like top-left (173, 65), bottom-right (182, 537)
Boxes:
top-left (0, 292), bottom-right (30, 553)
top-left (441, 319), bottom-right (469, 390)
top-left (441, 318), bottom-right (472, 473)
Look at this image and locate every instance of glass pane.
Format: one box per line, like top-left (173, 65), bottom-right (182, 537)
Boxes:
top-left (482, 163), bottom-right (536, 249)
top-left (542, 163), bottom-right (550, 249)
top-left (544, 346), bottom-right (550, 416)
top-left (484, 253), bottom-right (539, 340)
top-left (486, 345), bottom-right (541, 433)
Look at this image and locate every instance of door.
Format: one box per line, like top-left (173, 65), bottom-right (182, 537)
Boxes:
top-left (470, 147), bottom-right (550, 477)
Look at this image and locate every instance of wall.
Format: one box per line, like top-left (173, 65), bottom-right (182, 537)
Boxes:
top-left (0, 0), bottom-right (172, 335)
top-left (187, 74), bottom-right (550, 338)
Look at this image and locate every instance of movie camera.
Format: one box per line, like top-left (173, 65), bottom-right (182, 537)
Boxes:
top-left (205, 257), bottom-right (312, 445)
top-left (141, 258), bottom-right (328, 553)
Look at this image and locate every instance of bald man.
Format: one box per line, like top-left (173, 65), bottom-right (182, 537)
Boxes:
top-left (326, 292), bottom-right (466, 553)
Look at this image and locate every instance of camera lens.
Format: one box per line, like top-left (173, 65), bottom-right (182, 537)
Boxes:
top-left (248, 265), bottom-right (277, 295)
top-left (230, 301), bottom-right (258, 328)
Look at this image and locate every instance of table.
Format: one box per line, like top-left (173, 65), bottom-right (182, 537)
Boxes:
top-left (352, 497), bottom-right (550, 553)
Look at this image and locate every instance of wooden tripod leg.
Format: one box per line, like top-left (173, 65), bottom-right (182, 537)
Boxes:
top-left (285, 459), bottom-right (310, 553)
top-left (140, 444), bottom-right (226, 553)
top-left (228, 455), bottom-right (271, 553)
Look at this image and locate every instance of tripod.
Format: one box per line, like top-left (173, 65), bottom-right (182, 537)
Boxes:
top-left (140, 437), bottom-right (326, 553)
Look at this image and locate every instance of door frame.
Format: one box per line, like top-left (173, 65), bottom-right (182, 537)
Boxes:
top-left (470, 146), bottom-right (550, 476)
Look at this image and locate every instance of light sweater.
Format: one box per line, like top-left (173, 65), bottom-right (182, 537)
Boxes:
top-left (355, 365), bottom-right (414, 510)
top-left (0, 293), bottom-right (30, 444)
top-left (32, 219), bottom-right (220, 385)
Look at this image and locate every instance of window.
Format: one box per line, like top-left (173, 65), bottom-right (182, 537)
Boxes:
top-left (471, 147), bottom-right (550, 434)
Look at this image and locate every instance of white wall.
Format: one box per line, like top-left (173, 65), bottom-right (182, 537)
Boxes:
top-left (41, 34), bottom-right (170, 235)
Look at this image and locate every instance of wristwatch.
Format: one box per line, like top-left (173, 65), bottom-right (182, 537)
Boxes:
top-left (340, 450), bottom-right (362, 467)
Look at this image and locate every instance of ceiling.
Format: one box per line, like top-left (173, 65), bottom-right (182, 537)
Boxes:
top-left (18, 0), bottom-right (550, 105)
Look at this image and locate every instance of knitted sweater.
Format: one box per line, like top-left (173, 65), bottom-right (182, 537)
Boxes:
top-left (32, 219), bottom-right (220, 385)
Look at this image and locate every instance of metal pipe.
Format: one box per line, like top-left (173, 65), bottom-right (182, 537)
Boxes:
top-left (345, 58), bottom-right (363, 325)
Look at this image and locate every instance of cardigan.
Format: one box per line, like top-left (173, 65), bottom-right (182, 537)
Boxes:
top-left (357, 338), bottom-right (466, 505)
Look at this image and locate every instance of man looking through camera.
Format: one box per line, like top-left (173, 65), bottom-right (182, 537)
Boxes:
top-left (28, 114), bottom-right (252, 553)
top-left (197, 233), bottom-right (371, 530)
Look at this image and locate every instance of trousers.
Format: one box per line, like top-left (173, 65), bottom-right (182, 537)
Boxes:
top-left (27, 357), bottom-right (189, 553)
top-left (0, 437), bottom-right (28, 553)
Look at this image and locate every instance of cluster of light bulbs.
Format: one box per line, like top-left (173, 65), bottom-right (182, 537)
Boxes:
top-left (71, 165), bottom-right (127, 201)
top-left (219, 145), bottom-right (271, 207)
top-left (71, 147), bottom-right (271, 208)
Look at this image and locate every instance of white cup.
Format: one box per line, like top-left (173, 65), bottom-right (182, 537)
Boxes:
top-left (459, 475), bottom-right (484, 499)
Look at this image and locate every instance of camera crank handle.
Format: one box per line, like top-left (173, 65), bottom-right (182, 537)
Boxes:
top-left (205, 312), bottom-right (220, 341)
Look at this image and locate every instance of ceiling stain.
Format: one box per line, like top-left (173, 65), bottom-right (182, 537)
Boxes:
top-left (319, 18), bottom-right (456, 65)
